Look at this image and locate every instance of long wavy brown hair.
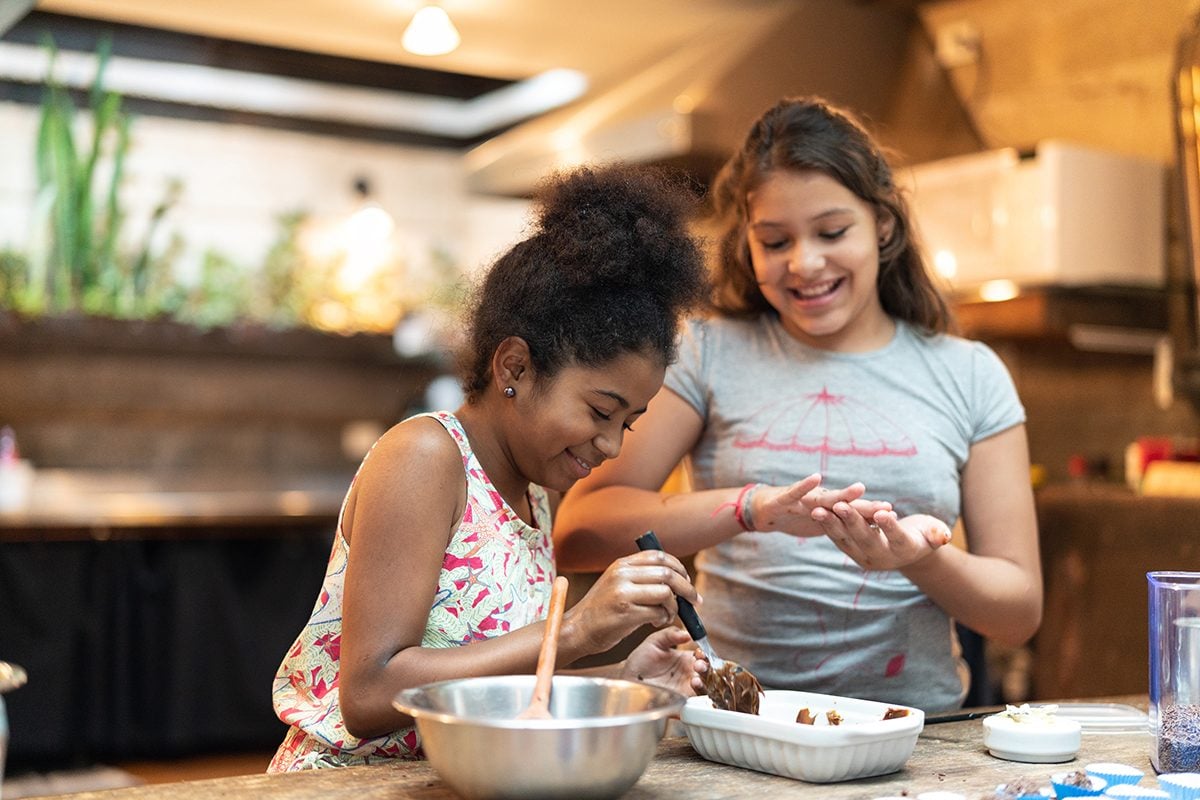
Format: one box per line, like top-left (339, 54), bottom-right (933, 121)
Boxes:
top-left (706, 96), bottom-right (953, 335)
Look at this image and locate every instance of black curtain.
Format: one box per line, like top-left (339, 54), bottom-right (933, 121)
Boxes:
top-left (0, 529), bottom-right (331, 771)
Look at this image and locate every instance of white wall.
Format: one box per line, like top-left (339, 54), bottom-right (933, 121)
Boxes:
top-left (0, 100), bottom-right (531, 297)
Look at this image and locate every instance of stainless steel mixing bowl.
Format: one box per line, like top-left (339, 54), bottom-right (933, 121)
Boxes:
top-left (393, 674), bottom-right (685, 800)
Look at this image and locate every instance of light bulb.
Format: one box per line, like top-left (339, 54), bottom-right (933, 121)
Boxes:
top-left (402, 4), bottom-right (461, 57)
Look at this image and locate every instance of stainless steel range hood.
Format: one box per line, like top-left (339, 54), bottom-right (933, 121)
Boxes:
top-left (464, 0), bottom-right (982, 197)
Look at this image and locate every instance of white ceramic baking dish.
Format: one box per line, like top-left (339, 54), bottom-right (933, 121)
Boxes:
top-left (681, 689), bottom-right (924, 783)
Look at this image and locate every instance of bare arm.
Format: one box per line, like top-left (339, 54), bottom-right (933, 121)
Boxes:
top-left (556, 389), bottom-right (888, 570)
top-left (339, 419), bottom-right (547, 737)
top-left (897, 424), bottom-right (1042, 645)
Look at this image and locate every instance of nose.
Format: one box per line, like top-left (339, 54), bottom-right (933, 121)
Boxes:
top-left (787, 242), bottom-right (824, 274)
top-left (593, 428), bottom-right (622, 460)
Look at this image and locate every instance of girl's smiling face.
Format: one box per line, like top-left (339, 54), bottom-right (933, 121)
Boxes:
top-left (516, 350), bottom-right (664, 493)
top-left (746, 168), bottom-right (895, 352)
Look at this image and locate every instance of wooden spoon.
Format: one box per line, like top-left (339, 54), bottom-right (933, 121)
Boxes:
top-left (517, 574), bottom-right (569, 720)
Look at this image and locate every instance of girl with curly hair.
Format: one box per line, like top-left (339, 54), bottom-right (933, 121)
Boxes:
top-left (270, 164), bottom-right (710, 769)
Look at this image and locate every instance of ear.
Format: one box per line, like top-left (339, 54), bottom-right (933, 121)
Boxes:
top-left (492, 336), bottom-right (531, 394)
top-left (876, 211), bottom-right (896, 248)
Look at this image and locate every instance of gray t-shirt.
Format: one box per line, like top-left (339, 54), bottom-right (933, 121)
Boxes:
top-left (665, 314), bottom-right (1025, 711)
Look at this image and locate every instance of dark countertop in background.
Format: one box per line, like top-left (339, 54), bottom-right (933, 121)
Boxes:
top-left (1032, 481), bottom-right (1200, 699)
top-left (0, 469), bottom-right (351, 539)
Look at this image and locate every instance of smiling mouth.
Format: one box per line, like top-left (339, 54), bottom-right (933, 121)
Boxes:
top-left (787, 277), bottom-right (843, 301)
top-left (568, 452), bottom-right (595, 478)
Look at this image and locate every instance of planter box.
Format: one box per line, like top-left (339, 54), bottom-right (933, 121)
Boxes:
top-left (0, 313), bottom-right (441, 474)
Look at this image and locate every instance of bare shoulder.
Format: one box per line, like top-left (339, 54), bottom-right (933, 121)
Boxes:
top-left (373, 415), bottom-right (461, 467)
top-left (343, 415), bottom-right (466, 544)
top-left (356, 416), bottom-right (466, 495)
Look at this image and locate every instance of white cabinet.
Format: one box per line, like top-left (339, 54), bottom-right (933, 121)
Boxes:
top-left (901, 141), bottom-right (1165, 291)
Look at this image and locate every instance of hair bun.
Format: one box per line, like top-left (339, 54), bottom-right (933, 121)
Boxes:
top-left (458, 162), bottom-right (707, 401)
top-left (530, 164), bottom-right (700, 294)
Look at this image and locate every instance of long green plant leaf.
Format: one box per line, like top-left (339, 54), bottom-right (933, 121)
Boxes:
top-left (77, 37), bottom-right (116, 296)
top-left (103, 112), bottom-right (131, 314)
top-left (47, 86), bottom-right (77, 310)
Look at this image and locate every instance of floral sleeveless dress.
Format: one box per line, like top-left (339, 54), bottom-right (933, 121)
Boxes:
top-left (268, 411), bottom-right (555, 771)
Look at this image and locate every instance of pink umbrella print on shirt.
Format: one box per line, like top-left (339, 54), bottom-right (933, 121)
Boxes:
top-left (733, 386), bottom-right (917, 472)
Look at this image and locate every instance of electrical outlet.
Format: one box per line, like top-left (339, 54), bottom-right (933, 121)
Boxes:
top-left (935, 20), bottom-right (982, 69)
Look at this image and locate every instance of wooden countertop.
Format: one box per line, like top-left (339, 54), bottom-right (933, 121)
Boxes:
top-left (45, 698), bottom-right (1157, 800)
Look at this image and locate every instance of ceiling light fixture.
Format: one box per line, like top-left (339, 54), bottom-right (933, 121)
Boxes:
top-left (402, 3), bottom-right (461, 57)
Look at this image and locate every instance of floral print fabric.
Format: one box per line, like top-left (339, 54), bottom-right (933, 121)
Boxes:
top-left (269, 411), bottom-right (554, 770)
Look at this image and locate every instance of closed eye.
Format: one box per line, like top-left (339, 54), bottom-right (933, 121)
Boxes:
top-left (592, 406), bottom-right (635, 432)
top-left (819, 226), bottom-right (850, 240)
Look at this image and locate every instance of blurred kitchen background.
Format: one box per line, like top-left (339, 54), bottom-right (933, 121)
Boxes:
top-left (2, 0), bottom-right (1200, 793)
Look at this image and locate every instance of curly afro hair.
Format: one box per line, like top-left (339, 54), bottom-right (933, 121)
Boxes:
top-left (460, 163), bottom-right (708, 401)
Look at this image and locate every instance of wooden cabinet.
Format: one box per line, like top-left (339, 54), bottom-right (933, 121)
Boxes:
top-left (1031, 483), bottom-right (1200, 699)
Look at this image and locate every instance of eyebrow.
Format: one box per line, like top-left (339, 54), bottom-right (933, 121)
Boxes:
top-left (593, 389), bottom-right (645, 414)
top-left (750, 208), bottom-right (853, 227)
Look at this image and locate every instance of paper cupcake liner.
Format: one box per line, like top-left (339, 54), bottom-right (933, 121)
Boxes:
top-left (1158, 772), bottom-right (1200, 800)
top-left (993, 782), bottom-right (1052, 798)
top-left (1086, 762), bottom-right (1145, 787)
top-left (1103, 785), bottom-right (1170, 798)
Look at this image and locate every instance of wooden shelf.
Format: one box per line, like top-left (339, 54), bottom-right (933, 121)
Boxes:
top-left (954, 285), bottom-right (1172, 341)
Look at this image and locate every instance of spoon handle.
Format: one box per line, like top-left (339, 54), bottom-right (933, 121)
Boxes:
top-left (634, 530), bottom-right (707, 642)
top-left (521, 575), bottom-right (568, 718)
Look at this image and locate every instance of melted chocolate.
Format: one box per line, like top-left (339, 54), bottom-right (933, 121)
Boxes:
top-left (702, 661), bottom-right (764, 715)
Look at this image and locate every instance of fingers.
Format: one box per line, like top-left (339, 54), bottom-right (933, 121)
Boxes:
top-left (778, 473), bottom-right (822, 500)
top-left (924, 526), bottom-right (952, 547)
top-left (849, 497), bottom-right (893, 517)
top-left (824, 501), bottom-right (878, 543)
top-left (802, 482), bottom-right (871, 514)
top-left (812, 503), bottom-right (859, 546)
top-left (590, 558), bottom-right (699, 627)
top-left (872, 510), bottom-right (909, 549)
top-left (815, 503), bottom-right (953, 572)
top-left (692, 646), bottom-right (710, 675)
top-left (645, 625), bottom-right (691, 651)
top-left (894, 512), bottom-right (952, 548)
top-left (615, 550), bottom-right (700, 605)
top-left (622, 549), bottom-right (691, 580)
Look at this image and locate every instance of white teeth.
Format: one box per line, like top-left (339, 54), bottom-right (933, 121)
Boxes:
top-left (795, 279), bottom-right (839, 298)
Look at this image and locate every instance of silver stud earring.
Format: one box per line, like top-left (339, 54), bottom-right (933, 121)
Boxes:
top-left (503, 386), bottom-right (516, 398)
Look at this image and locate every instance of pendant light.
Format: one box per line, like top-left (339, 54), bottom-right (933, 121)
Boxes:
top-left (402, 3), bottom-right (461, 57)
